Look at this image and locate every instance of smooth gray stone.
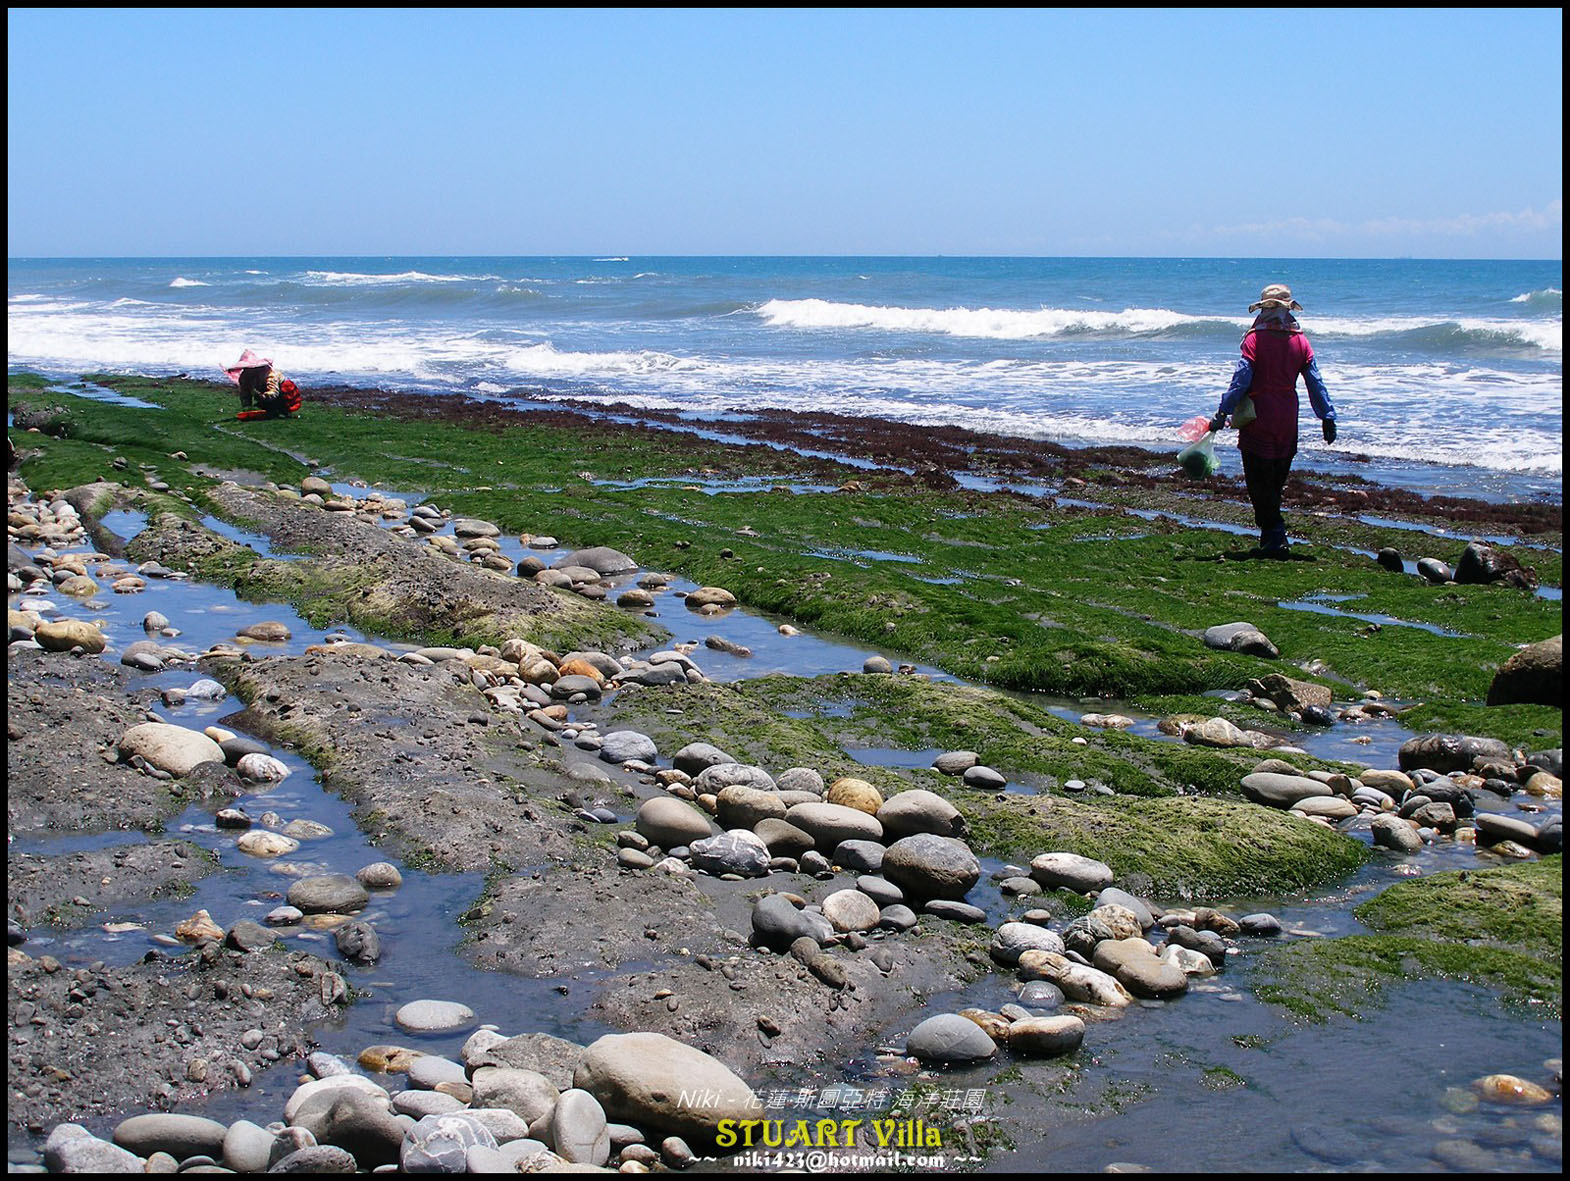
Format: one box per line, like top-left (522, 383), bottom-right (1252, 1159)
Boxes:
top-left (881, 833), bottom-right (981, 900)
top-left (832, 839), bottom-right (885, 872)
top-left (317, 1090), bottom-right (405, 1168)
top-left (550, 1089), bottom-right (611, 1166)
top-left (856, 874), bottom-right (904, 907)
top-left (220, 1120), bottom-right (276, 1173)
top-left (407, 1055), bottom-right (468, 1090)
top-left (113, 1114), bottom-right (227, 1160)
top-left (962, 765), bottom-right (1007, 790)
top-left (990, 921), bottom-right (1065, 965)
top-left (696, 763), bottom-right (778, 793)
top-left (1018, 980), bottom-right (1066, 1010)
top-left (1005, 1015), bottom-right (1087, 1058)
top-left (1473, 811), bottom-right (1541, 846)
top-left (393, 999), bottom-right (476, 1033)
top-left (599, 730), bottom-right (658, 764)
top-left (1238, 913), bottom-right (1282, 936)
top-left (1203, 622), bottom-right (1279, 659)
top-left (1240, 772), bottom-right (1333, 809)
top-left (775, 767), bottom-right (826, 794)
top-left (1164, 925), bottom-right (1227, 968)
top-left (560, 546), bottom-right (637, 574)
top-left (468, 1067), bottom-right (559, 1124)
top-left (460, 1108), bottom-right (533, 1144)
top-left (464, 1145), bottom-right (517, 1173)
top-left (286, 874), bottom-right (369, 915)
top-left (392, 1090), bottom-right (466, 1119)
top-left (1029, 852), bottom-right (1113, 893)
top-left (876, 789), bottom-right (965, 839)
top-left (1371, 813), bottom-right (1424, 852)
top-left (752, 893), bottom-right (834, 950)
top-left (904, 1014), bottom-right (996, 1065)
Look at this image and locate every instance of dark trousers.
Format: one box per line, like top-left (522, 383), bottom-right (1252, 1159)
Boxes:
top-left (1241, 451), bottom-right (1294, 550)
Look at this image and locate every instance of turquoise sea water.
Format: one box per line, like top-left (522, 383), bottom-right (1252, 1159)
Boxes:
top-left (7, 256), bottom-right (1561, 502)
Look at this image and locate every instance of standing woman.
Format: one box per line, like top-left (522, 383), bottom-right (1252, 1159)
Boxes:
top-left (1209, 284), bottom-right (1337, 558)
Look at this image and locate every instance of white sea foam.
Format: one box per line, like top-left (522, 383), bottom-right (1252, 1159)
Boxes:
top-left (300, 270), bottom-right (501, 285)
top-left (757, 298), bottom-right (1216, 339)
top-left (169, 277), bottom-right (209, 288)
top-left (757, 298), bottom-right (1563, 352)
top-left (1309, 314), bottom-right (1561, 351)
top-left (1511, 287), bottom-right (1561, 303)
top-left (594, 257), bottom-right (630, 262)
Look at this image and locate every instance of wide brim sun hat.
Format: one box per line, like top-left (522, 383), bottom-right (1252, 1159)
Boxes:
top-left (223, 349), bottom-right (274, 382)
top-left (1249, 284), bottom-right (1302, 312)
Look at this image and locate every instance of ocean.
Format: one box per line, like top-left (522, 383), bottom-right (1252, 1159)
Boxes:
top-left (7, 256), bottom-right (1562, 504)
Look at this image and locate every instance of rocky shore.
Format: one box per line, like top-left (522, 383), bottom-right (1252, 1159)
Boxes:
top-left (7, 375), bottom-right (1563, 1172)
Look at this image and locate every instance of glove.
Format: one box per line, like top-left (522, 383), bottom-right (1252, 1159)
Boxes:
top-left (1322, 419), bottom-right (1338, 444)
top-left (1208, 415), bottom-right (1227, 433)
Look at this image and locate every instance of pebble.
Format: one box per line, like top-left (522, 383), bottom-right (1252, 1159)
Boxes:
top-left (395, 999), bottom-right (478, 1033)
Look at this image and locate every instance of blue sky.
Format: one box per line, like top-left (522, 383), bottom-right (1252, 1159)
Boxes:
top-left (6, 8), bottom-right (1563, 258)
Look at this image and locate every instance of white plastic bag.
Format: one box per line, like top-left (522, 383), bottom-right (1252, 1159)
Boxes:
top-left (1176, 430), bottom-right (1219, 479)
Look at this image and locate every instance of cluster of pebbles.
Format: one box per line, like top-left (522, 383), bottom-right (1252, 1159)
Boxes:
top-left (37, 1024), bottom-right (761, 1174)
top-left (1237, 735), bottom-right (1562, 856)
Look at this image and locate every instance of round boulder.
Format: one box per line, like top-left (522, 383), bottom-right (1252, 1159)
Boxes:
top-left (904, 1014), bottom-right (996, 1065)
top-left (876, 789), bottom-right (964, 839)
top-left (573, 1032), bottom-right (759, 1148)
top-left (118, 722), bottom-right (225, 777)
top-left (715, 785), bottom-right (788, 829)
top-left (636, 797), bottom-right (716, 848)
top-left (1487, 635), bottom-right (1562, 708)
top-left (287, 874), bottom-right (369, 915)
top-left (881, 834), bottom-right (981, 901)
top-left (785, 802), bottom-right (884, 853)
top-left (1029, 852), bottom-right (1113, 894)
top-left (825, 776), bottom-right (884, 815)
top-left (34, 619), bottom-right (107, 653)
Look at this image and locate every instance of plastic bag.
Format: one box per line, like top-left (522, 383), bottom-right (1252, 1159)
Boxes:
top-left (1176, 430), bottom-right (1220, 479)
top-left (1178, 414), bottom-right (1213, 442)
top-left (1231, 395), bottom-right (1257, 428)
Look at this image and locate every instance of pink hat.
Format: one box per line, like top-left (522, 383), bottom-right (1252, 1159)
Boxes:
top-left (223, 349), bottom-right (273, 383)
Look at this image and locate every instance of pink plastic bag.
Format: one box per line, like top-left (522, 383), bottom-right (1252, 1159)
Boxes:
top-left (1178, 415), bottom-right (1213, 443)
